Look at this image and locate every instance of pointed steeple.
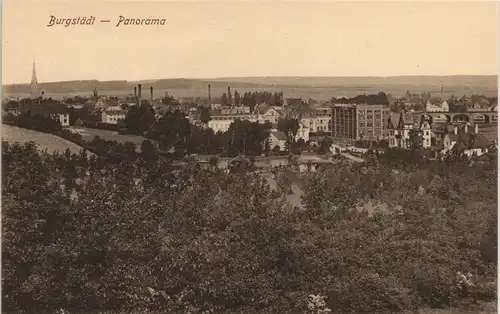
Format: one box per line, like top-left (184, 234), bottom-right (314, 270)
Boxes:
top-left (30, 58), bottom-right (39, 97)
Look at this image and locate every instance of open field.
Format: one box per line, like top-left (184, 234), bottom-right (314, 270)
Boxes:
top-left (69, 127), bottom-right (150, 151)
top-left (1, 124), bottom-right (89, 155)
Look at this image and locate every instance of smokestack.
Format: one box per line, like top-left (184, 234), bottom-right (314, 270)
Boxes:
top-left (138, 84), bottom-right (142, 106)
top-left (228, 86), bottom-right (231, 105)
top-left (475, 123), bottom-right (479, 134)
top-left (134, 86), bottom-right (137, 97)
top-left (150, 87), bottom-right (153, 104)
top-left (208, 84), bottom-right (211, 106)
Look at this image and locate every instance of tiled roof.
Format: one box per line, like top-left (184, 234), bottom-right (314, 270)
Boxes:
top-left (388, 113), bottom-right (400, 129)
top-left (452, 132), bottom-right (491, 151)
top-left (481, 131), bottom-right (498, 143)
top-left (431, 126), bottom-right (448, 134)
top-left (271, 131), bottom-right (287, 141)
top-left (401, 113), bottom-right (414, 125)
top-left (452, 140), bottom-right (468, 151)
top-left (255, 104), bottom-right (271, 114)
top-left (468, 133), bottom-right (491, 149)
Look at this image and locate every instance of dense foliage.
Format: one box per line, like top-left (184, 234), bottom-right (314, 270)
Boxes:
top-left (331, 92), bottom-right (390, 105)
top-left (2, 140), bottom-right (496, 313)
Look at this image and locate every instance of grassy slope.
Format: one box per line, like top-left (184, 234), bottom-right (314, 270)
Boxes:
top-left (1, 124), bottom-right (89, 155)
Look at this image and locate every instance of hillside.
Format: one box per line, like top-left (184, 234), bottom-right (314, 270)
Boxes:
top-left (3, 75), bottom-right (497, 101)
top-left (1, 124), bottom-right (89, 155)
top-left (207, 75), bottom-right (498, 87)
top-left (2, 78), bottom-right (265, 95)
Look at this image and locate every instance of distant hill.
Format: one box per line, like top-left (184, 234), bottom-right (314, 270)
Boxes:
top-left (3, 75), bottom-right (497, 101)
top-left (205, 75), bottom-right (498, 88)
top-left (2, 78), bottom-right (266, 95)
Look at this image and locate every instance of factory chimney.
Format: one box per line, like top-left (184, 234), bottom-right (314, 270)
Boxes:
top-left (228, 86), bottom-right (232, 106)
top-left (150, 87), bottom-right (154, 104)
top-left (134, 86), bottom-right (137, 97)
top-left (138, 84), bottom-right (142, 106)
top-left (208, 84), bottom-right (212, 107)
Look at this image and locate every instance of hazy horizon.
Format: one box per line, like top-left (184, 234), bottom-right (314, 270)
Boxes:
top-left (3, 0), bottom-right (498, 84)
top-left (2, 74), bottom-right (498, 86)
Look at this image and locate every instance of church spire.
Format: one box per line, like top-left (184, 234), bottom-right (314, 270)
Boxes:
top-left (31, 59), bottom-right (39, 97)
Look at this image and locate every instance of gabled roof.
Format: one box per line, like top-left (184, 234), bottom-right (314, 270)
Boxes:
top-left (270, 131), bottom-right (287, 141)
top-left (255, 104), bottom-right (271, 114)
top-left (431, 125), bottom-right (448, 134)
top-left (388, 113), bottom-right (400, 129)
top-left (452, 140), bottom-right (468, 151)
top-left (468, 133), bottom-right (491, 149)
top-left (401, 113), bottom-right (414, 125)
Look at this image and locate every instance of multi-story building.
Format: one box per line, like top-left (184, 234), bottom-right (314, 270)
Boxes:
top-left (207, 105), bottom-right (281, 133)
top-left (268, 131), bottom-right (287, 151)
top-left (425, 100), bottom-right (449, 112)
top-left (53, 113), bottom-right (70, 127)
top-left (300, 109), bottom-right (331, 133)
top-left (331, 104), bottom-right (357, 140)
top-left (356, 104), bottom-right (391, 140)
top-left (331, 103), bottom-right (390, 141)
top-left (101, 105), bottom-right (127, 124)
top-left (387, 112), bottom-right (431, 149)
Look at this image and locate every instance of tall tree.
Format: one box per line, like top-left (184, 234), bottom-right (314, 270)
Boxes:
top-left (200, 107), bottom-right (211, 124)
top-left (221, 93), bottom-right (229, 106)
top-left (234, 90), bottom-right (241, 106)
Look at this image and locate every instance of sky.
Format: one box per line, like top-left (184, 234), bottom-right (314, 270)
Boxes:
top-left (2, 0), bottom-right (498, 84)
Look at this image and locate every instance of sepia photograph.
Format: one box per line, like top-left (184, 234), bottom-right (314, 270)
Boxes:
top-left (1, 0), bottom-right (498, 313)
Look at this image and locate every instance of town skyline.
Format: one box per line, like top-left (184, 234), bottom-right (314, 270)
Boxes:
top-left (3, 0), bottom-right (498, 84)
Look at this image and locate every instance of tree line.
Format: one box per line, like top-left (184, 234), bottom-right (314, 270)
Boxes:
top-left (2, 140), bottom-right (496, 313)
top-left (331, 92), bottom-right (390, 105)
top-left (219, 91), bottom-right (285, 108)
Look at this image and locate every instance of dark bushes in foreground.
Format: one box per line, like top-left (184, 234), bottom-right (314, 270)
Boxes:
top-left (2, 141), bottom-right (497, 313)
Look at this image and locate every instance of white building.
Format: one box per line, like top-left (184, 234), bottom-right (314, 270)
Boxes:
top-left (298, 109), bottom-right (331, 133)
top-left (388, 112), bottom-right (414, 148)
top-left (425, 101), bottom-right (449, 113)
top-left (421, 120), bottom-right (432, 148)
top-left (101, 106), bottom-right (127, 124)
top-left (207, 105), bottom-right (282, 133)
top-left (256, 106), bottom-right (281, 124)
top-left (294, 122), bottom-right (310, 142)
top-left (268, 131), bottom-right (287, 151)
top-left (51, 113), bottom-right (70, 127)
